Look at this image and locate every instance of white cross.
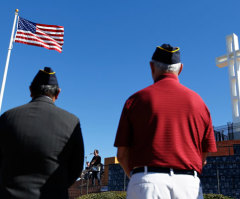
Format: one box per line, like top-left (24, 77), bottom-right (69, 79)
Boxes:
top-left (216, 33), bottom-right (240, 123)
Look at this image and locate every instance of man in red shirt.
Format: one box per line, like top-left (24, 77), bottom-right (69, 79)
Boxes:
top-left (114, 44), bottom-right (217, 199)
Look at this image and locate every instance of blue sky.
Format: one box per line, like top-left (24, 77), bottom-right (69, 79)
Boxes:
top-left (0, 0), bottom-right (238, 162)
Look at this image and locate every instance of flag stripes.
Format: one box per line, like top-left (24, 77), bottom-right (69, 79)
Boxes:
top-left (14, 17), bottom-right (64, 53)
top-left (15, 31), bottom-right (64, 43)
top-left (33, 31), bottom-right (64, 40)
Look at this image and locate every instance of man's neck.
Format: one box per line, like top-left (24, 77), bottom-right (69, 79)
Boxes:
top-left (32, 95), bottom-right (55, 102)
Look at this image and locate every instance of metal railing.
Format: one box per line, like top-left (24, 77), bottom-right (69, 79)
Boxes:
top-left (214, 122), bottom-right (240, 141)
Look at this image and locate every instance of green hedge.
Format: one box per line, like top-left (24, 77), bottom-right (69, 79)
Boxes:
top-left (77, 192), bottom-right (234, 199)
top-left (203, 194), bottom-right (234, 199)
top-left (77, 191), bottom-right (126, 199)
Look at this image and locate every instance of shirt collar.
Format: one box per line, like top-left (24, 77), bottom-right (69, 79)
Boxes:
top-left (31, 95), bottom-right (54, 104)
top-left (154, 73), bottom-right (179, 83)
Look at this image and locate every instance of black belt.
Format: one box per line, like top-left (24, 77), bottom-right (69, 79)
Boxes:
top-left (132, 167), bottom-right (199, 177)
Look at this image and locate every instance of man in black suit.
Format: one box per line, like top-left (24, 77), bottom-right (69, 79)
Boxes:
top-left (0, 67), bottom-right (84, 199)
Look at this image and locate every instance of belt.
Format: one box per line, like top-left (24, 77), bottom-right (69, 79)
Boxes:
top-left (131, 166), bottom-right (199, 177)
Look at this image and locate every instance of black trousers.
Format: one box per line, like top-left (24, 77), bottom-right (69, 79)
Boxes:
top-left (91, 171), bottom-right (101, 185)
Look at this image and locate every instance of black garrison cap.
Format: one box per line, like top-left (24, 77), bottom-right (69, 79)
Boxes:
top-left (152, 44), bottom-right (180, 64)
top-left (31, 67), bottom-right (58, 87)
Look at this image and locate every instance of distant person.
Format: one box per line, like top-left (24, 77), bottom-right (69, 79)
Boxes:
top-left (0, 67), bottom-right (84, 199)
top-left (85, 161), bottom-right (90, 170)
top-left (82, 161), bottom-right (92, 180)
top-left (90, 149), bottom-right (101, 185)
top-left (114, 44), bottom-right (217, 199)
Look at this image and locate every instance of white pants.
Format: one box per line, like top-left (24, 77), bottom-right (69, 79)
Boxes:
top-left (127, 171), bottom-right (203, 199)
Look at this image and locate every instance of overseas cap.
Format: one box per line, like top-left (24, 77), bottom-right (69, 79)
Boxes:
top-left (31, 67), bottom-right (58, 87)
top-left (152, 44), bottom-right (180, 64)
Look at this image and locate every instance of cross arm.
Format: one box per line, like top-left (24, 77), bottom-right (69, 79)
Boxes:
top-left (216, 55), bottom-right (228, 68)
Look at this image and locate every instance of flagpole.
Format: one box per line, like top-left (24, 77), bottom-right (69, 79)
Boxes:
top-left (0, 9), bottom-right (19, 113)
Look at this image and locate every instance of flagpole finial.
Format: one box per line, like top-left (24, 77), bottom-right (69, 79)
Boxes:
top-left (15, 9), bottom-right (19, 13)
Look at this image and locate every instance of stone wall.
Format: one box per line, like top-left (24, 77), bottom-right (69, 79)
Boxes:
top-left (208, 140), bottom-right (240, 157)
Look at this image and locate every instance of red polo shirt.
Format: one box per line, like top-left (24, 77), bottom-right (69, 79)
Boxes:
top-left (114, 73), bottom-right (217, 174)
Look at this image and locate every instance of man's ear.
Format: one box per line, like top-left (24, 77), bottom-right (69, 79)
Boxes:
top-left (178, 64), bottom-right (183, 75)
top-left (150, 62), bottom-right (155, 77)
top-left (29, 86), bottom-right (33, 98)
top-left (55, 88), bottom-right (61, 100)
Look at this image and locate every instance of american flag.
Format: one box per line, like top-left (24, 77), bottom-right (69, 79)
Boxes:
top-left (14, 17), bottom-right (64, 53)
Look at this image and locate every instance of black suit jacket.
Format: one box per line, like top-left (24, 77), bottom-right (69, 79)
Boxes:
top-left (0, 96), bottom-right (84, 199)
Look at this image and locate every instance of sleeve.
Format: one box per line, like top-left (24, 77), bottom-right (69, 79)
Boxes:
top-left (67, 121), bottom-right (84, 186)
top-left (202, 108), bottom-right (217, 153)
top-left (114, 97), bottom-right (134, 147)
top-left (90, 157), bottom-right (95, 165)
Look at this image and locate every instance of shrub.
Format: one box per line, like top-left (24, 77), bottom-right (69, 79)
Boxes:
top-left (77, 191), bottom-right (126, 199)
top-left (77, 192), bottom-right (234, 199)
top-left (203, 194), bottom-right (234, 199)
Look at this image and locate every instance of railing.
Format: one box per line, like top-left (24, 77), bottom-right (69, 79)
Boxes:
top-left (214, 122), bottom-right (240, 141)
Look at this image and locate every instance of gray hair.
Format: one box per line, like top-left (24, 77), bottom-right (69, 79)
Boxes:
top-left (30, 84), bottom-right (59, 98)
top-left (151, 60), bottom-right (181, 73)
